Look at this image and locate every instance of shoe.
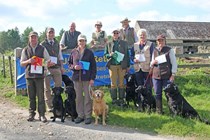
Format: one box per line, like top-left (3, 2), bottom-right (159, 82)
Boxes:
top-left (39, 116), bottom-right (47, 123)
top-left (74, 117), bottom-right (84, 124)
top-left (27, 112), bottom-right (36, 122)
top-left (84, 118), bottom-right (92, 125)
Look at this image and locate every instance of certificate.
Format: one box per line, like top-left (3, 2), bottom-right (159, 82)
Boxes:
top-left (50, 56), bottom-right (57, 64)
top-left (155, 54), bottom-right (167, 64)
top-left (30, 65), bottom-right (43, 74)
top-left (135, 54), bottom-right (145, 62)
top-left (79, 61), bottom-right (90, 70)
top-left (114, 51), bottom-right (124, 63)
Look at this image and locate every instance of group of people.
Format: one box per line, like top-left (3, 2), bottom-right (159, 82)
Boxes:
top-left (20, 17), bottom-right (177, 124)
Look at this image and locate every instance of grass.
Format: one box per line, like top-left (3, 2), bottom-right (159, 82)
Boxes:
top-left (1, 67), bottom-right (210, 139)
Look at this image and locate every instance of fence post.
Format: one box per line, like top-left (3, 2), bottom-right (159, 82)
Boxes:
top-left (8, 56), bottom-right (13, 84)
top-left (2, 55), bottom-right (6, 78)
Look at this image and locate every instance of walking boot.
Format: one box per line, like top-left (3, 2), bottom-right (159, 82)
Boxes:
top-left (156, 99), bottom-right (163, 114)
top-left (110, 88), bottom-right (118, 105)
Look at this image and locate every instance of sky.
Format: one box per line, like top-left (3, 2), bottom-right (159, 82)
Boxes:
top-left (0, 0), bottom-right (210, 42)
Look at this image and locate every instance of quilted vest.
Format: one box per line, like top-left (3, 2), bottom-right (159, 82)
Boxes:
top-left (24, 44), bottom-right (45, 79)
top-left (41, 39), bottom-right (60, 68)
top-left (133, 41), bottom-right (152, 72)
top-left (92, 31), bottom-right (106, 46)
top-left (152, 46), bottom-right (172, 80)
top-left (120, 27), bottom-right (135, 46)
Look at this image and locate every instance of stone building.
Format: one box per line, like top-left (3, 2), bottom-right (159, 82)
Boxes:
top-left (135, 20), bottom-right (210, 54)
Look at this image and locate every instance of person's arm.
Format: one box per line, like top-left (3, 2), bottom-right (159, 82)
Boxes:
top-left (20, 48), bottom-right (32, 67)
top-left (130, 46), bottom-right (135, 61)
top-left (133, 31), bottom-right (138, 42)
top-left (60, 32), bottom-right (66, 50)
top-left (169, 49), bottom-right (178, 75)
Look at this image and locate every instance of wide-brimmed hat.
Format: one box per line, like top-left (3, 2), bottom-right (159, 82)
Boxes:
top-left (46, 27), bottom-right (55, 33)
top-left (120, 18), bottom-right (131, 23)
top-left (157, 34), bottom-right (166, 40)
top-left (29, 31), bottom-right (38, 37)
top-left (77, 34), bottom-right (87, 41)
top-left (95, 21), bottom-right (102, 26)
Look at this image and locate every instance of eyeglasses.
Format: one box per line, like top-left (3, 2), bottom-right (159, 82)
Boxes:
top-left (79, 40), bottom-right (86, 42)
top-left (113, 32), bottom-right (119, 34)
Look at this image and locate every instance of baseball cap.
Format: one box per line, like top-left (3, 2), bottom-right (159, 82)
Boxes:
top-left (77, 34), bottom-right (87, 41)
top-left (29, 31), bottom-right (38, 37)
top-left (157, 34), bottom-right (166, 40)
top-left (46, 27), bottom-right (55, 33)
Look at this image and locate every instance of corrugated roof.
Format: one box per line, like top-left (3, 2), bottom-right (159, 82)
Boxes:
top-left (135, 21), bottom-right (210, 40)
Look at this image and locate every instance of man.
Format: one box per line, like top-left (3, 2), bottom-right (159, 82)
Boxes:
top-left (60, 22), bottom-right (81, 54)
top-left (130, 29), bottom-right (154, 112)
top-left (40, 27), bottom-right (64, 112)
top-left (120, 18), bottom-right (138, 48)
top-left (20, 31), bottom-right (53, 123)
top-left (104, 29), bottom-right (130, 107)
top-left (90, 21), bottom-right (108, 49)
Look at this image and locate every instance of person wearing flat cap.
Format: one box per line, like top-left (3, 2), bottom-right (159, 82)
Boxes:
top-left (120, 18), bottom-right (138, 48)
top-left (104, 29), bottom-right (130, 107)
top-left (68, 34), bottom-right (96, 125)
top-left (90, 21), bottom-right (108, 49)
top-left (40, 27), bottom-right (64, 112)
top-left (150, 34), bottom-right (177, 114)
top-left (20, 31), bottom-right (53, 123)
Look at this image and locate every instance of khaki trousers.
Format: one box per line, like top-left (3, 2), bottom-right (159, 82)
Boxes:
top-left (74, 81), bottom-right (92, 119)
top-left (44, 68), bottom-right (62, 109)
top-left (109, 65), bottom-right (126, 89)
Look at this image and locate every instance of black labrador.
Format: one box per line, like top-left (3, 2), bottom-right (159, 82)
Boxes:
top-left (135, 85), bottom-right (156, 113)
top-left (62, 75), bottom-right (78, 121)
top-left (124, 73), bottom-right (138, 107)
top-left (163, 83), bottom-right (209, 124)
top-left (51, 87), bottom-right (65, 122)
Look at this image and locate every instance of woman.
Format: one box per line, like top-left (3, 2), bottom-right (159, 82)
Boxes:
top-left (150, 34), bottom-right (177, 114)
top-left (104, 29), bottom-right (130, 107)
top-left (68, 34), bottom-right (96, 124)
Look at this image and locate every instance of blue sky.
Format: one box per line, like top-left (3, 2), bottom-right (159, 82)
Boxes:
top-left (0, 0), bottom-right (210, 42)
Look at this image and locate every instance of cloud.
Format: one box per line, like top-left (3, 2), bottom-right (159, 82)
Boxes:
top-left (116, 0), bottom-right (151, 10)
top-left (174, 0), bottom-right (210, 10)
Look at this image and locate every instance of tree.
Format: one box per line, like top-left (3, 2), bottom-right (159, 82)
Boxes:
top-left (21, 27), bottom-right (33, 48)
top-left (55, 28), bottom-right (65, 42)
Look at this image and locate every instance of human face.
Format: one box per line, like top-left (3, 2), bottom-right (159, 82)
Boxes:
top-left (29, 35), bottom-right (38, 47)
top-left (122, 21), bottom-right (129, 28)
top-left (47, 31), bottom-right (55, 40)
top-left (113, 32), bottom-right (119, 40)
top-left (139, 32), bottom-right (147, 42)
top-left (69, 23), bottom-right (76, 32)
top-left (95, 24), bottom-right (102, 31)
top-left (78, 39), bottom-right (86, 48)
top-left (156, 39), bottom-right (165, 48)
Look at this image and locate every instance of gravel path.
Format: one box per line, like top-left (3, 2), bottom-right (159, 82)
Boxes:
top-left (0, 97), bottom-right (181, 140)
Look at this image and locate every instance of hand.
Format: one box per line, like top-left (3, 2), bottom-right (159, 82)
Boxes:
top-left (110, 52), bottom-right (115, 56)
top-left (28, 58), bottom-right (35, 64)
top-left (112, 53), bottom-right (118, 59)
top-left (60, 67), bottom-right (65, 74)
top-left (151, 60), bottom-right (158, 66)
top-left (89, 80), bottom-right (94, 86)
top-left (47, 60), bottom-right (55, 67)
top-left (170, 75), bottom-right (175, 82)
top-left (74, 65), bottom-right (82, 70)
top-left (134, 59), bottom-right (139, 63)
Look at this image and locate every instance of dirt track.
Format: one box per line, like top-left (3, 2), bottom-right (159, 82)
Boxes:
top-left (0, 97), bottom-right (181, 140)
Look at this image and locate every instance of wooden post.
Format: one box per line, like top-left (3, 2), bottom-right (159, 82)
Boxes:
top-left (8, 56), bottom-right (13, 84)
top-left (2, 55), bottom-right (6, 78)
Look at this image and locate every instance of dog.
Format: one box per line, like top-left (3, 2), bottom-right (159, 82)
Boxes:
top-left (163, 83), bottom-right (209, 124)
top-left (51, 87), bottom-right (65, 122)
top-left (62, 75), bottom-right (78, 122)
top-left (124, 73), bottom-right (138, 107)
top-left (92, 89), bottom-right (108, 125)
top-left (135, 85), bottom-right (156, 113)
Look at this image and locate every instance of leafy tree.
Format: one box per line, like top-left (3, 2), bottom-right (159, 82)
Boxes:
top-left (21, 27), bottom-right (33, 48)
top-left (55, 28), bottom-right (65, 42)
